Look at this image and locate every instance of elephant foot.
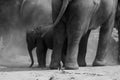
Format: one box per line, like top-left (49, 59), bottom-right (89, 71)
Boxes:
top-left (78, 61), bottom-right (86, 67)
top-left (29, 63), bottom-right (34, 68)
top-left (78, 63), bottom-right (86, 67)
top-left (50, 62), bottom-right (60, 69)
top-left (65, 67), bottom-right (79, 70)
top-left (29, 65), bottom-right (32, 68)
top-left (38, 64), bottom-right (46, 68)
top-left (92, 60), bottom-right (106, 66)
top-left (93, 38), bottom-right (120, 66)
top-left (65, 63), bottom-right (79, 70)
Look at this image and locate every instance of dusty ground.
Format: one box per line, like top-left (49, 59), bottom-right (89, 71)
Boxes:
top-left (0, 66), bottom-right (120, 80)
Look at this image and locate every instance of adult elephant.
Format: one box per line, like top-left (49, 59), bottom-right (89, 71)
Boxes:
top-left (44, 0), bottom-right (118, 69)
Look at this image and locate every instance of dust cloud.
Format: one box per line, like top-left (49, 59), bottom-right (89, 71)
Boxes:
top-left (0, 0), bottom-right (52, 68)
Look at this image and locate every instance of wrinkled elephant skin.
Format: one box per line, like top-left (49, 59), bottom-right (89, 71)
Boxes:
top-left (50, 0), bottom-right (118, 69)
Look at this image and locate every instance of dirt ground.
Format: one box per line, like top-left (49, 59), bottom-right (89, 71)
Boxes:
top-left (0, 66), bottom-right (120, 80)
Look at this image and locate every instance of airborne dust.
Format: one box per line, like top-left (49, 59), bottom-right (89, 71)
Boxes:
top-left (0, 0), bottom-right (52, 68)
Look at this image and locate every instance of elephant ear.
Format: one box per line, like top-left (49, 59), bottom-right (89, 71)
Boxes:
top-left (41, 0), bottom-right (70, 37)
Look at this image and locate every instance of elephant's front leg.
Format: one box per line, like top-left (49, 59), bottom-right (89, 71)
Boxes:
top-left (65, 15), bottom-right (91, 69)
top-left (78, 30), bottom-right (91, 66)
top-left (65, 30), bottom-right (82, 69)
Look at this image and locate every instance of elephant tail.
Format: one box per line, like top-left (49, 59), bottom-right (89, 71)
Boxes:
top-left (26, 32), bottom-right (34, 68)
top-left (52, 0), bottom-right (70, 27)
top-left (41, 0), bottom-right (70, 37)
top-left (26, 40), bottom-right (35, 68)
top-left (19, 0), bottom-right (26, 17)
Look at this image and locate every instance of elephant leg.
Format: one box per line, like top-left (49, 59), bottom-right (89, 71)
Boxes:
top-left (61, 38), bottom-right (67, 67)
top-left (26, 39), bottom-right (34, 67)
top-left (65, 27), bottom-right (83, 69)
top-left (28, 47), bottom-right (34, 67)
top-left (50, 0), bottom-right (66, 69)
top-left (78, 30), bottom-right (91, 66)
top-left (50, 22), bottom-right (66, 69)
top-left (118, 20), bottom-right (120, 61)
top-left (36, 42), bottom-right (47, 68)
top-left (93, 12), bottom-right (116, 66)
top-left (64, 0), bottom-right (94, 69)
top-left (65, 17), bottom-right (91, 69)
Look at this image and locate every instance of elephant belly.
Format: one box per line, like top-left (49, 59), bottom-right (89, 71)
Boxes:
top-left (44, 33), bottom-right (53, 49)
top-left (45, 38), bottom-right (53, 49)
top-left (89, 0), bottom-right (115, 30)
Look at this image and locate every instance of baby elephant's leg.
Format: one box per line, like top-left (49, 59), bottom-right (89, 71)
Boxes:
top-left (36, 41), bottom-right (47, 68)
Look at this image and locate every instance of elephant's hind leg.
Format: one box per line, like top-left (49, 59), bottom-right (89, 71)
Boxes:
top-left (65, 0), bottom-right (94, 69)
top-left (93, 10), bottom-right (116, 66)
top-left (78, 30), bottom-right (91, 66)
top-left (50, 22), bottom-right (66, 69)
top-left (50, 0), bottom-right (66, 69)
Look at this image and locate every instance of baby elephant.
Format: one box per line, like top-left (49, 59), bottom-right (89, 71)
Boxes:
top-left (26, 26), bottom-right (53, 68)
top-left (26, 26), bottom-right (66, 68)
